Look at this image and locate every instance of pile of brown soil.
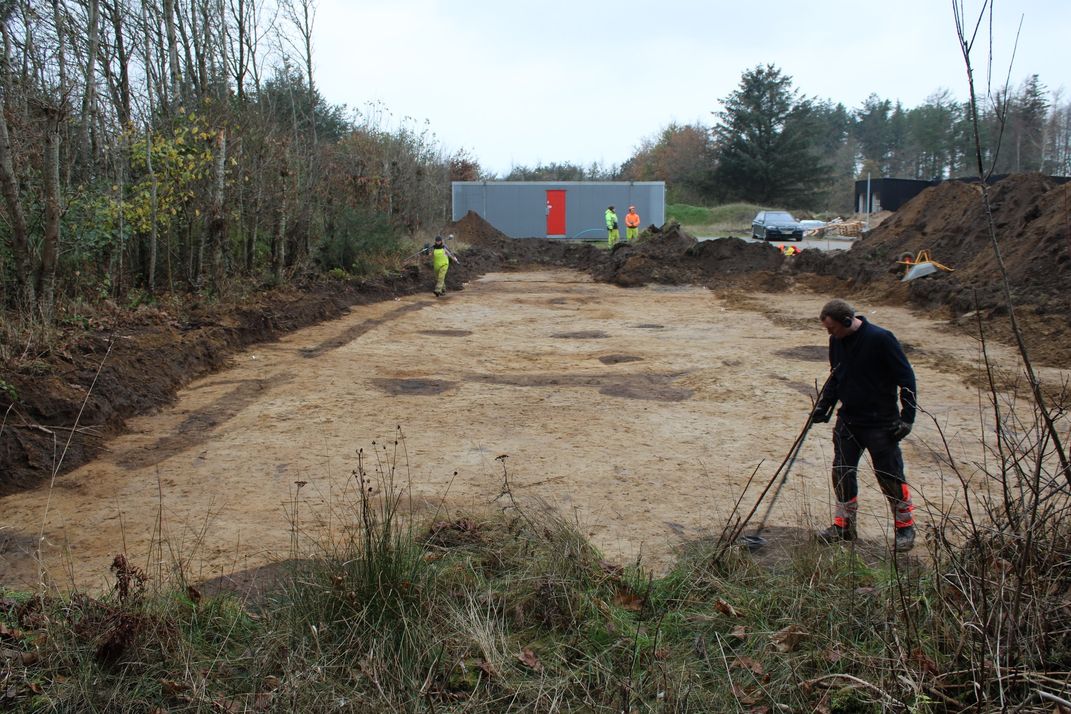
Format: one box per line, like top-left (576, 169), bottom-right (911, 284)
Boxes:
top-left (448, 210), bottom-right (606, 273)
top-left (593, 223), bottom-right (785, 287)
top-left (793, 173), bottom-right (1071, 364)
top-left (449, 210), bottom-right (513, 248)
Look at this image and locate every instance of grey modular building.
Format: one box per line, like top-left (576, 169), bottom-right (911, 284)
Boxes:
top-left (451, 181), bottom-right (666, 239)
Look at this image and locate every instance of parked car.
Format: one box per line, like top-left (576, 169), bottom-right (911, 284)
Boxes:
top-left (752, 211), bottom-right (804, 241)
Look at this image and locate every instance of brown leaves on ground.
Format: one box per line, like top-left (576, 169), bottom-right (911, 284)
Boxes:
top-left (613, 587), bottom-right (645, 612)
top-left (517, 647), bottom-right (543, 672)
top-left (770, 624), bottom-right (808, 653)
top-left (732, 656), bottom-right (765, 677)
top-left (714, 598), bottom-right (741, 617)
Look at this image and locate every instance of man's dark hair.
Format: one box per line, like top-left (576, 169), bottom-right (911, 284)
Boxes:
top-left (820, 299), bottom-right (855, 324)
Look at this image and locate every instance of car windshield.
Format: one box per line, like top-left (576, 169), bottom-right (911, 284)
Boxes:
top-left (766, 212), bottom-right (796, 222)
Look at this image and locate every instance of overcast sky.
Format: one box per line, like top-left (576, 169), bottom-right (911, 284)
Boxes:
top-left (312, 0), bottom-right (1070, 177)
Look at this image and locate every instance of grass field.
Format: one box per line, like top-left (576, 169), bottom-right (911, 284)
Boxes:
top-left (667, 202), bottom-right (763, 237)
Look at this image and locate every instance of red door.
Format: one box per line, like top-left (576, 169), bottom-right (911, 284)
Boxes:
top-left (545, 190), bottom-right (566, 236)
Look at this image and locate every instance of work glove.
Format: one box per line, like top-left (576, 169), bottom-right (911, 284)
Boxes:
top-left (810, 404), bottom-right (832, 424)
top-left (890, 420), bottom-right (912, 442)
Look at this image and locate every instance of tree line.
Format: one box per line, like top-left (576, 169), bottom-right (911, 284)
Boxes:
top-left (0, 0), bottom-right (477, 323)
top-left (2, 2), bottom-right (1065, 327)
top-left (517, 65), bottom-right (1069, 213)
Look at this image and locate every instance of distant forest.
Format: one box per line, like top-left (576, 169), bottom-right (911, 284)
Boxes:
top-left (0, 0), bottom-right (1064, 323)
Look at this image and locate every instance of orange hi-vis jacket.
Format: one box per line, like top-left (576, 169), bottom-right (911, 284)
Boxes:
top-left (625, 210), bottom-right (640, 228)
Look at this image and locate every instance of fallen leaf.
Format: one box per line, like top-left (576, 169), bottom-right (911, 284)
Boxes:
top-left (823, 647), bottom-right (843, 664)
top-left (714, 598), bottom-right (741, 617)
top-left (160, 679), bottom-right (189, 697)
top-left (854, 586), bottom-right (877, 596)
top-left (20, 650), bottom-right (38, 666)
top-left (730, 683), bottom-right (759, 705)
top-left (476, 659), bottom-right (497, 678)
top-left (517, 648), bottom-right (543, 672)
top-left (911, 649), bottom-right (940, 675)
top-left (731, 624), bottom-right (748, 640)
top-left (262, 675), bottom-right (280, 690)
top-left (613, 588), bottom-right (644, 612)
top-left (732, 656), bottom-right (765, 676)
top-left (747, 707), bottom-right (770, 714)
top-left (653, 648), bottom-right (670, 661)
top-left (770, 624), bottom-right (808, 653)
top-left (186, 585), bottom-right (202, 605)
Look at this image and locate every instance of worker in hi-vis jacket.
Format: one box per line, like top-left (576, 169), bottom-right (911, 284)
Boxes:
top-left (625, 205), bottom-right (641, 242)
top-left (605, 205), bottom-right (620, 247)
top-left (422, 235), bottom-right (458, 297)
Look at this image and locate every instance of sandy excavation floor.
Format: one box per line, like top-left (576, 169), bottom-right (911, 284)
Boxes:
top-left (2, 270), bottom-right (1067, 591)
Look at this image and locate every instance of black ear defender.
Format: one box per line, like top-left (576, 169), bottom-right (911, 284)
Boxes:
top-left (841, 313), bottom-right (853, 327)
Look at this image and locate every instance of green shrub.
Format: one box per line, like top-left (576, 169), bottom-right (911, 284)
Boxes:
top-left (316, 208), bottom-right (402, 276)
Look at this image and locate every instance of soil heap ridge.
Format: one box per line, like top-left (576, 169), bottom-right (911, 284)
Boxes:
top-left (799, 173), bottom-right (1071, 314)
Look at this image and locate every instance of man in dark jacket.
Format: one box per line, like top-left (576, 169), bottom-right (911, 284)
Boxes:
top-left (811, 299), bottom-right (918, 552)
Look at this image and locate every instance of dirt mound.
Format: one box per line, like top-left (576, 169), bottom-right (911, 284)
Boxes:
top-left (594, 224), bottom-right (786, 287)
top-left (685, 237), bottom-right (785, 274)
top-left (448, 210), bottom-right (512, 248)
top-left (792, 173), bottom-right (1071, 363)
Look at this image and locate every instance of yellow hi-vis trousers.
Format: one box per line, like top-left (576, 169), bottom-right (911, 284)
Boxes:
top-left (435, 263), bottom-right (449, 294)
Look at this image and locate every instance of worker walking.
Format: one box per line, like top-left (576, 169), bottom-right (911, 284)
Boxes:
top-left (625, 205), bottom-right (641, 242)
top-left (605, 205), bottom-right (620, 248)
top-left (422, 235), bottom-right (458, 297)
top-left (810, 299), bottom-right (918, 552)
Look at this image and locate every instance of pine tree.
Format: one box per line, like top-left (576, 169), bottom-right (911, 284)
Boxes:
top-left (710, 65), bottom-right (828, 206)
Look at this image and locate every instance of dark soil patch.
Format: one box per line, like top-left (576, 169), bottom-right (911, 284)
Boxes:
top-left (370, 378), bottom-right (458, 396)
top-left (116, 375), bottom-right (295, 469)
top-left (632, 324), bottom-right (665, 329)
top-left (553, 330), bottom-right (609, 339)
top-left (598, 354), bottom-right (644, 365)
top-left (301, 302), bottom-right (431, 357)
top-left (466, 371), bottom-right (693, 403)
top-left (773, 345), bottom-right (828, 362)
top-left (418, 329), bottom-right (473, 337)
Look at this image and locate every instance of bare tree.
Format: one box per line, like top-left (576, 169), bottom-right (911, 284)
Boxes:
top-left (38, 100), bottom-right (64, 321)
top-left (0, 96), bottom-right (35, 311)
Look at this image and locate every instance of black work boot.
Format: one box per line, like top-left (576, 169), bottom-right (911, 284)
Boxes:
top-left (894, 525), bottom-right (916, 552)
top-left (817, 522), bottom-right (857, 543)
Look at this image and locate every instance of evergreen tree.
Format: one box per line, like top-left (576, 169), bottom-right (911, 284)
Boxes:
top-left (710, 65), bottom-right (828, 206)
